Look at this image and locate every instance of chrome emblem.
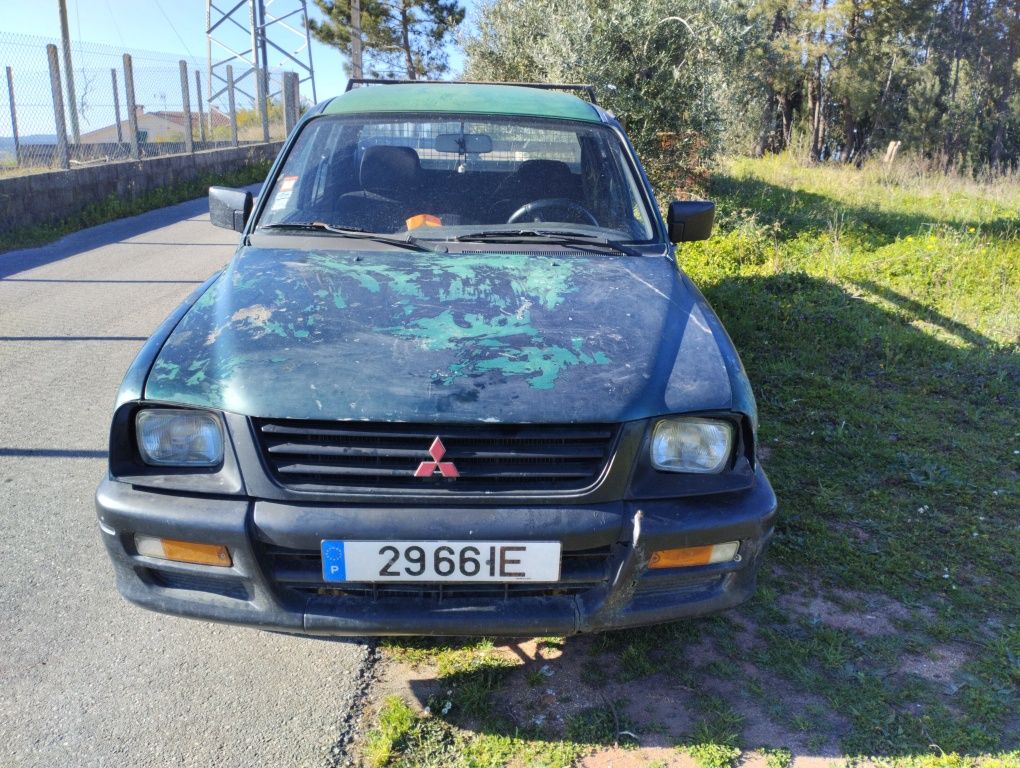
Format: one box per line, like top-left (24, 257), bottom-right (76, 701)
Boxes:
top-left (414, 437), bottom-right (459, 478)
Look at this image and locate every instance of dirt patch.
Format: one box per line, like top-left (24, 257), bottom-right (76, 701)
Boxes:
top-left (722, 610), bottom-right (759, 654)
top-left (579, 746), bottom-right (695, 767)
top-left (579, 747), bottom-right (853, 768)
top-left (694, 640), bottom-right (848, 758)
top-left (898, 643), bottom-right (969, 684)
top-left (493, 638), bottom-right (565, 665)
top-left (363, 584), bottom-right (933, 765)
top-left (732, 693), bottom-right (845, 759)
top-left (830, 520), bottom-right (873, 543)
top-left (740, 753), bottom-right (855, 768)
top-left (490, 638), bottom-right (598, 734)
top-left (777, 588), bottom-right (917, 636)
top-left (370, 659), bottom-right (435, 715)
top-left (488, 638), bottom-right (698, 741)
top-left (368, 621), bottom-right (860, 761)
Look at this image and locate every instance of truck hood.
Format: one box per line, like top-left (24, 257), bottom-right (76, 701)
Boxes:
top-left (145, 246), bottom-right (738, 423)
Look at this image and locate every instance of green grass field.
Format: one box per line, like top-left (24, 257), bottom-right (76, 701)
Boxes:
top-left (361, 156), bottom-right (1019, 768)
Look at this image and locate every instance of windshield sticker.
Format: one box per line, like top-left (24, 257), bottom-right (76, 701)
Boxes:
top-left (280, 175), bottom-right (298, 192)
top-left (270, 190), bottom-right (292, 211)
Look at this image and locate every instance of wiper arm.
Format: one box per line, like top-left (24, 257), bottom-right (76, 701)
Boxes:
top-left (453, 229), bottom-right (639, 256)
top-left (259, 222), bottom-right (433, 252)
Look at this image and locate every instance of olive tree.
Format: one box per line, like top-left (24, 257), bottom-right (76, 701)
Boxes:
top-left (462, 0), bottom-right (758, 192)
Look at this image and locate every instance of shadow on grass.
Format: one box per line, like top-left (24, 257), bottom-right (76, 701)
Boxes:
top-left (710, 172), bottom-right (1018, 244)
top-left (379, 274), bottom-right (1018, 762)
top-left (850, 276), bottom-right (1004, 349)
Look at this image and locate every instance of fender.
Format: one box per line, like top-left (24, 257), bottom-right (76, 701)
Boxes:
top-left (114, 269), bottom-right (224, 409)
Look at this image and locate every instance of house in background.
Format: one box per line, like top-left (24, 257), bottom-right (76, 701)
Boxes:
top-left (80, 106), bottom-right (231, 143)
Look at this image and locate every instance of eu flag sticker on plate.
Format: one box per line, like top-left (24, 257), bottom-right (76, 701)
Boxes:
top-left (321, 541), bottom-right (346, 581)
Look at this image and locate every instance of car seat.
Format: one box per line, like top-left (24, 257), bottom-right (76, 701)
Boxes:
top-left (490, 159), bottom-right (580, 222)
top-left (337, 146), bottom-right (423, 232)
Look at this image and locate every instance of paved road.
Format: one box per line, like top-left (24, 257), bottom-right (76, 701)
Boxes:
top-left (0, 198), bottom-right (372, 768)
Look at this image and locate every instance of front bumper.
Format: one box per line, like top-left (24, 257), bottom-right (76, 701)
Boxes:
top-left (96, 467), bottom-right (777, 636)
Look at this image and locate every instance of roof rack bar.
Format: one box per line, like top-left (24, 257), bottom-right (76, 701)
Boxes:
top-left (344, 78), bottom-right (598, 105)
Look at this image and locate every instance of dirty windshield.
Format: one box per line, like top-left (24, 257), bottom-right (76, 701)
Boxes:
top-left (258, 114), bottom-right (656, 243)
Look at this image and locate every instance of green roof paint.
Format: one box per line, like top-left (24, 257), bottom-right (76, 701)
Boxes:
top-left (322, 83), bottom-right (602, 123)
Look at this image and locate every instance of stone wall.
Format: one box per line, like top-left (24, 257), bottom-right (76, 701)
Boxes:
top-left (0, 142), bottom-right (283, 234)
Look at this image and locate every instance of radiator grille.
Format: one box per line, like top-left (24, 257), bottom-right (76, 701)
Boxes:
top-left (253, 419), bottom-right (618, 494)
top-left (260, 542), bottom-right (613, 601)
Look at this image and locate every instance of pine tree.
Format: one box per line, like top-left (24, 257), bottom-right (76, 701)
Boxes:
top-left (309, 0), bottom-right (464, 80)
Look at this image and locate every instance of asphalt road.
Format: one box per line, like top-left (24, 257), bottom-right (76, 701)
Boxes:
top-left (0, 197), bottom-right (372, 768)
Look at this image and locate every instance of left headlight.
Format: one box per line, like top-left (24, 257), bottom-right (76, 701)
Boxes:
top-left (136, 409), bottom-right (224, 467)
top-left (650, 417), bottom-right (734, 474)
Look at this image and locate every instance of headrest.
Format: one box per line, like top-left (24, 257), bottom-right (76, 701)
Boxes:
top-left (359, 145), bottom-right (421, 196)
top-left (514, 159), bottom-right (574, 187)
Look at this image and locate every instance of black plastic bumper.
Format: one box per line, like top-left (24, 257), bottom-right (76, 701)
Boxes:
top-left (96, 467), bottom-right (777, 636)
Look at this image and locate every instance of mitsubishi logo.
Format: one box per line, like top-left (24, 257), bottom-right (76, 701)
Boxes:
top-left (414, 437), bottom-right (460, 478)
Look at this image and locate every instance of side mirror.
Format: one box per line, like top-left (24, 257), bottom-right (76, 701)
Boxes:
top-left (209, 186), bottom-right (253, 232)
top-left (667, 200), bottom-right (715, 242)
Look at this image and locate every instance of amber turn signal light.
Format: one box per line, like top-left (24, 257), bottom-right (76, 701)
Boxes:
top-left (134, 535), bottom-right (232, 567)
top-left (648, 541), bottom-right (740, 569)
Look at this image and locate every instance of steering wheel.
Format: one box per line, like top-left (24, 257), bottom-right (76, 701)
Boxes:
top-left (507, 198), bottom-right (598, 226)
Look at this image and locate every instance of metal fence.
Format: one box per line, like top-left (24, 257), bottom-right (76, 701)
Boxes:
top-left (0, 32), bottom-right (302, 176)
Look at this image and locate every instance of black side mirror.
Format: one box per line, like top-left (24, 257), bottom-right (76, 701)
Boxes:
top-left (667, 200), bottom-right (715, 242)
top-left (209, 186), bottom-right (253, 232)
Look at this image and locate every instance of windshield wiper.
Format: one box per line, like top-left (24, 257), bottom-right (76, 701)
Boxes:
top-left (259, 222), bottom-right (433, 252)
top-left (452, 229), bottom-right (640, 257)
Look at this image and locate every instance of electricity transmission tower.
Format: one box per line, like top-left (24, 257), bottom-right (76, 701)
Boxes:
top-left (206, 0), bottom-right (317, 116)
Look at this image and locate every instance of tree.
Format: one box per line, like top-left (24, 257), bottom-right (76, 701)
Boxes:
top-left (464, 0), bottom-right (752, 157)
top-left (461, 0), bottom-right (1020, 168)
top-left (309, 0), bottom-right (464, 80)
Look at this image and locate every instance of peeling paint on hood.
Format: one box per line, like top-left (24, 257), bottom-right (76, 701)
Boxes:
top-left (145, 246), bottom-right (735, 423)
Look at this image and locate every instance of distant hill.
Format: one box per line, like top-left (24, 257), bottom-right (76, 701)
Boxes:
top-left (0, 134), bottom-right (59, 148)
top-left (0, 134), bottom-right (59, 162)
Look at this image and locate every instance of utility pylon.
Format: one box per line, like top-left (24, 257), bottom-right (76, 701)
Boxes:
top-left (206, 0), bottom-right (317, 115)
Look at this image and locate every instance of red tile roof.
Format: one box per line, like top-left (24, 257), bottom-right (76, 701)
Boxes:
top-left (148, 108), bottom-right (231, 129)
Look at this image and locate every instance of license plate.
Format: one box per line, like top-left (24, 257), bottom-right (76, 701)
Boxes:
top-left (320, 540), bottom-right (561, 582)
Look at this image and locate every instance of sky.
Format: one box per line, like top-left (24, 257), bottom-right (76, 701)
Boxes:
top-left (1, 0), bottom-right (473, 135)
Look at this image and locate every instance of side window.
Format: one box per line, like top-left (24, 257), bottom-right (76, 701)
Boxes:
top-left (580, 135), bottom-right (639, 236)
top-left (261, 121), bottom-right (349, 222)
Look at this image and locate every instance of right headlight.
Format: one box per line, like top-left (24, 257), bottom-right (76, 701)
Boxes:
top-left (650, 417), bottom-right (734, 473)
top-left (136, 408), bottom-right (224, 467)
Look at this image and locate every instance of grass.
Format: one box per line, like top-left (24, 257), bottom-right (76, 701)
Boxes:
top-left (683, 741), bottom-right (742, 768)
top-left (0, 159), bottom-right (272, 254)
top-left (358, 155), bottom-right (1019, 767)
top-left (365, 696), bottom-right (419, 767)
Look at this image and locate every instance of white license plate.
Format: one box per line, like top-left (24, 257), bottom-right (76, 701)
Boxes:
top-left (320, 540), bottom-right (561, 582)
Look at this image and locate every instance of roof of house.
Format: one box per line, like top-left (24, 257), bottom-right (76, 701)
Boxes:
top-left (79, 107), bottom-right (233, 141)
top-left (151, 109), bottom-right (231, 129)
top-left (323, 83), bottom-right (602, 123)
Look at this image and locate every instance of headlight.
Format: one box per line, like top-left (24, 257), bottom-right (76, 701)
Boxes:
top-left (650, 417), bottom-right (734, 473)
top-left (136, 409), bottom-right (224, 467)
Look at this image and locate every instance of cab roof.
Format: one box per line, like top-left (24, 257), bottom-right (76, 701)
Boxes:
top-left (322, 82), bottom-right (603, 124)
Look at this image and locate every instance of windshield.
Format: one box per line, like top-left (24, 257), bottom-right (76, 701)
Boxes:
top-left (257, 114), bottom-right (656, 242)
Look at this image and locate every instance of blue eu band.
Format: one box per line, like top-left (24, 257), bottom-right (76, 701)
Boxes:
top-left (321, 541), bottom-right (346, 581)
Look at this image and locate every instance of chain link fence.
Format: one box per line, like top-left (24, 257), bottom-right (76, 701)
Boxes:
top-left (1, 32), bottom-right (300, 177)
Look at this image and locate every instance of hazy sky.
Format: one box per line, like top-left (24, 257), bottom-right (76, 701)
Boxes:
top-left (2, 0), bottom-right (472, 107)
